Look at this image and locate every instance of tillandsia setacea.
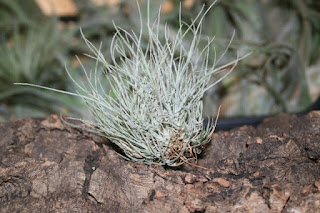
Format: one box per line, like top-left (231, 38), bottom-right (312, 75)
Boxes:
top-left (16, 1), bottom-right (249, 166)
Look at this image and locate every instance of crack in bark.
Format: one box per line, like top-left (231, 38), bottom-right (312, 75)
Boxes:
top-left (281, 195), bottom-right (291, 213)
top-left (82, 151), bottom-right (101, 196)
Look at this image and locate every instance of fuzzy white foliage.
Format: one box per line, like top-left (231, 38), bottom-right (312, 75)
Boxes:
top-left (16, 1), bottom-right (249, 166)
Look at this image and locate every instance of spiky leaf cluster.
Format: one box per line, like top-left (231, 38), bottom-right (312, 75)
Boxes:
top-left (17, 2), bottom-right (248, 166)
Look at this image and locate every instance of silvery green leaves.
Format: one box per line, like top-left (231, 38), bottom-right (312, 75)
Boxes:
top-left (16, 1), bottom-right (248, 166)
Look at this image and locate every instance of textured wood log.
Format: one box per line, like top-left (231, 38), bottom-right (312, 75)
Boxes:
top-left (0, 112), bottom-right (319, 212)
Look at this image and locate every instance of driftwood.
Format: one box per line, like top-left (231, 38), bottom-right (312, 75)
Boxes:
top-left (0, 112), bottom-right (319, 212)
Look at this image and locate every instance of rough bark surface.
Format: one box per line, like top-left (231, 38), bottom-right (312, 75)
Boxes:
top-left (0, 112), bottom-right (319, 213)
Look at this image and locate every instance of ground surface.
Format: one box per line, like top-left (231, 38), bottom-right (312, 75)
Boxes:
top-left (0, 112), bottom-right (319, 212)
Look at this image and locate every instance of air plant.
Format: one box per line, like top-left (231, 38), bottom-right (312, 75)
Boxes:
top-left (16, 1), bottom-right (248, 166)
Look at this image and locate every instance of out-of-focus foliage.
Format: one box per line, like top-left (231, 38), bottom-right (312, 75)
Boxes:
top-left (190, 0), bottom-right (320, 116)
top-left (0, 21), bottom-right (82, 121)
top-left (0, 0), bottom-right (319, 122)
top-left (0, 0), bottom-right (43, 34)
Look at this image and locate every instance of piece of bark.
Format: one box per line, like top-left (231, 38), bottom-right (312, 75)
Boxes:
top-left (0, 112), bottom-right (319, 212)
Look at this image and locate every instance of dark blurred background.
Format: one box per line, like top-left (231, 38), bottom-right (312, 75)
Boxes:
top-left (0, 0), bottom-right (319, 123)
